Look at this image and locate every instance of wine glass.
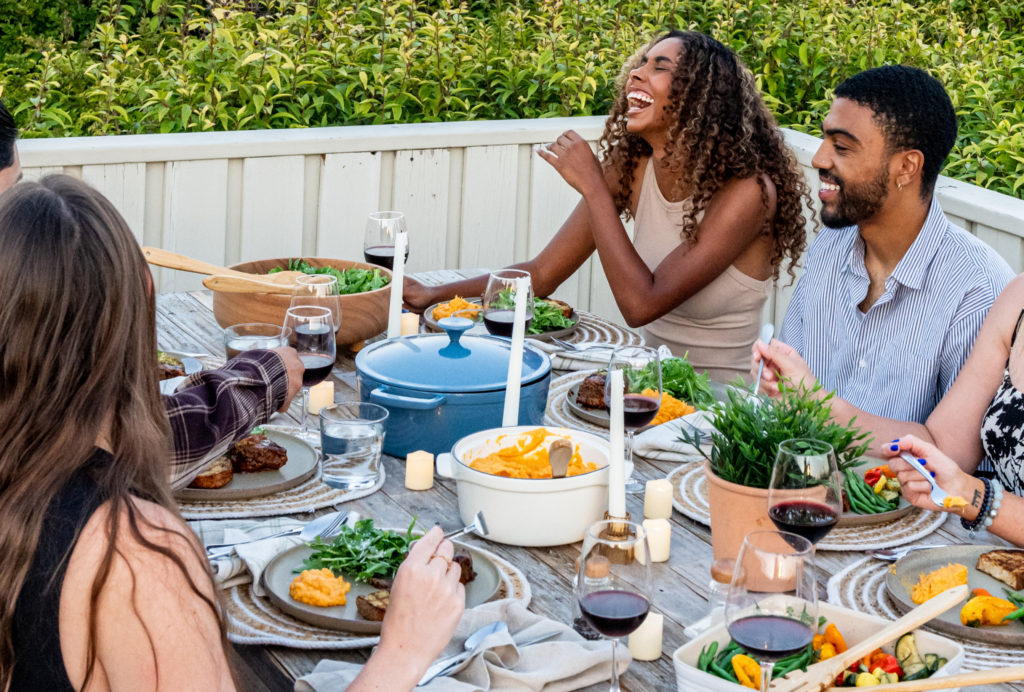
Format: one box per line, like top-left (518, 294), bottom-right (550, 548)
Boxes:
top-left (223, 323), bottom-right (289, 360)
top-left (364, 211), bottom-right (408, 271)
top-left (576, 520), bottom-right (653, 692)
top-left (724, 531), bottom-right (818, 692)
top-left (291, 274), bottom-right (342, 332)
top-left (482, 269), bottom-right (533, 338)
top-left (283, 306), bottom-right (337, 441)
top-left (605, 346), bottom-right (661, 494)
top-left (768, 439), bottom-right (843, 547)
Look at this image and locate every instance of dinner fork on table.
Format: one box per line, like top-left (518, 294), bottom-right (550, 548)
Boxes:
top-left (549, 338), bottom-right (612, 352)
top-left (205, 510), bottom-right (354, 560)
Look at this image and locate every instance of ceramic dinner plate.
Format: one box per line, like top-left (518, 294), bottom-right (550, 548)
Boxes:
top-left (564, 379), bottom-right (741, 431)
top-left (886, 544), bottom-right (1024, 646)
top-left (159, 351), bottom-right (206, 395)
top-left (837, 458), bottom-right (915, 527)
top-left (175, 429), bottom-right (320, 501)
top-left (262, 538), bottom-right (502, 633)
top-left (423, 297), bottom-right (579, 342)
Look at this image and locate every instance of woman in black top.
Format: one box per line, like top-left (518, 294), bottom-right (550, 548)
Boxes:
top-left (0, 176), bottom-right (466, 692)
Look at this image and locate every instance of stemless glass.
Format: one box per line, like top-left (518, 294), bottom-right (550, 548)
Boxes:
top-left (284, 306), bottom-right (337, 441)
top-left (320, 402), bottom-right (388, 490)
top-left (291, 274), bottom-right (342, 332)
top-left (768, 439), bottom-right (843, 546)
top-left (223, 323), bottom-right (289, 360)
top-left (605, 346), bottom-right (661, 494)
top-left (725, 531), bottom-right (818, 692)
top-left (575, 520), bottom-right (653, 692)
top-left (482, 269), bottom-right (534, 338)
top-left (364, 211), bottom-right (409, 270)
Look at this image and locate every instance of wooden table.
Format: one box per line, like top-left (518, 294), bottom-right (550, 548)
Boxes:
top-left (156, 272), bottom-right (1020, 692)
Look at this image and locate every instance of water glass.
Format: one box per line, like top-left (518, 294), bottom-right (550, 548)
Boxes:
top-left (223, 323), bottom-right (289, 359)
top-left (320, 403), bottom-right (388, 490)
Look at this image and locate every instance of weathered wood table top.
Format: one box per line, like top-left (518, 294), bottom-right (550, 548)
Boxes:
top-left (156, 270), bottom-right (1020, 692)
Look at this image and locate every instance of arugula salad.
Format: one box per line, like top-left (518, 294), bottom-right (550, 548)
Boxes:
top-left (299, 518), bottom-right (417, 582)
top-left (270, 259), bottom-right (390, 295)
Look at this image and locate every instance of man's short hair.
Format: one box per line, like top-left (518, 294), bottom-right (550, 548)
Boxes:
top-left (834, 65), bottom-right (957, 199)
top-left (0, 99), bottom-right (17, 171)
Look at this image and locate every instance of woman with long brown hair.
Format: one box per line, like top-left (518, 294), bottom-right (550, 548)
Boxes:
top-left (404, 30), bottom-right (812, 383)
top-left (0, 176), bottom-right (468, 692)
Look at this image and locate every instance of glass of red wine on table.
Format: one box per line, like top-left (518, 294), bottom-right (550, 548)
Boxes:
top-left (575, 520), bottom-right (653, 692)
top-left (725, 530), bottom-right (819, 692)
top-left (605, 346), bottom-right (662, 494)
top-left (768, 438), bottom-right (843, 546)
top-left (363, 211), bottom-right (409, 270)
top-left (482, 269), bottom-right (533, 337)
top-left (283, 306), bottom-right (337, 442)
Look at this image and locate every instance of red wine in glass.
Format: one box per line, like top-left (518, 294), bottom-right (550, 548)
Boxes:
top-left (727, 615), bottom-right (815, 661)
top-left (300, 354), bottom-right (334, 387)
top-left (482, 310), bottom-right (532, 337)
top-left (769, 501), bottom-right (840, 545)
top-left (623, 394), bottom-right (659, 429)
top-left (579, 590), bottom-right (650, 639)
top-left (363, 245), bottom-right (409, 271)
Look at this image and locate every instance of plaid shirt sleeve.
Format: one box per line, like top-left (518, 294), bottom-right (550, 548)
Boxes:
top-left (164, 349), bottom-right (290, 490)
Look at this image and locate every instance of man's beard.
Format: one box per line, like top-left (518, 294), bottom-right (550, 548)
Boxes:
top-left (820, 163), bottom-right (891, 228)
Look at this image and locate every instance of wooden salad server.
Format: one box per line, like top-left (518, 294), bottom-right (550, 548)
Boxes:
top-left (141, 247), bottom-right (304, 284)
top-left (866, 665), bottom-right (1024, 691)
top-left (773, 585), bottom-right (968, 692)
top-left (202, 275), bottom-right (296, 295)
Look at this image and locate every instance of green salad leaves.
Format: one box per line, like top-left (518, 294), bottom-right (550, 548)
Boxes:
top-left (491, 288), bottom-right (577, 334)
top-left (300, 518), bottom-right (417, 582)
top-left (270, 259), bottom-right (390, 295)
top-left (630, 356), bottom-right (715, 409)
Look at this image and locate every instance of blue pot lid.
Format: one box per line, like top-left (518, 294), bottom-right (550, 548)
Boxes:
top-left (356, 318), bottom-right (551, 393)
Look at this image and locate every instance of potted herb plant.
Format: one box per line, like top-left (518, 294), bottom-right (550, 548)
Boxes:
top-left (681, 382), bottom-right (871, 559)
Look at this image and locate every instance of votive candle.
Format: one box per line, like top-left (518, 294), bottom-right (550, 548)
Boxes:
top-left (644, 479), bottom-right (673, 519)
top-left (405, 451), bottom-right (434, 490)
top-left (642, 518), bottom-right (671, 563)
top-left (307, 380), bottom-right (334, 415)
top-left (400, 311), bottom-right (420, 336)
top-left (628, 612), bottom-right (663, 661)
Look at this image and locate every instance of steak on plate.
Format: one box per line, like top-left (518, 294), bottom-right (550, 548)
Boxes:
top-left (976, 549), bottom-right (1024, 590)
top-left (453, 554), bottom-right (476, 585)
top-left (576, 372), bottom-right (607, 410)
top-left (158, 363), bottom-right (186, 381)
top-left (228, 434), bottom-right (288, 473)
top-left (187, 457), bottom-right (234, 489)
top-left (356, 591), bottom-right (390, 621)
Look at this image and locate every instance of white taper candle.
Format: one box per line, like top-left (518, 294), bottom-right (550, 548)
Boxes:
top-left (501, 276), bottom-right (530, 427)
top-left (608, 368), bottom-right (626, 518)
top-left (386, 231), bottom-right (407, 338)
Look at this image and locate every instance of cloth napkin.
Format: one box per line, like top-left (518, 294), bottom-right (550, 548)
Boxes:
top-left (632, 410), bottom-right (714, 463)
top-left (190, 517), bottom-right (307, 595)
top-left (294, 599), bottom-right (630, 692)
top-left (531, 343), bottom-right (669, 373)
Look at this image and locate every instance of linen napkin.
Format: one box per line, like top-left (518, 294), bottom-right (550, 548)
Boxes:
top-left (294, 599), bottom-right (630, 692)
top-left (530, 340), bottom-right (616, 372)
top-left (190, 517), bottom-right (307, 595)
top-left (632, 410), bottom-right (714, 463)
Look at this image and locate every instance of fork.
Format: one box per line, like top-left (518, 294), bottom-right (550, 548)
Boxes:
top-left (550, 338), bottom-right (612, 352)
top-left (900, 452), bottom-right (950, 507)
top-left (206, 511), bottom-right (353, 560)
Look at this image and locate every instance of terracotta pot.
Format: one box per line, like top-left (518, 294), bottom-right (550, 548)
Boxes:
top-left (704, 461), bottom-right (826, 563)
top-left (212, 257), bottom-right (392, 348)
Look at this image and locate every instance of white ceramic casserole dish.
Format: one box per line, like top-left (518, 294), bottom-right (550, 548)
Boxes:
top-left (436, 426), bottom-right (630, 547)
top-left (672, 602), bottom-right (965, 692)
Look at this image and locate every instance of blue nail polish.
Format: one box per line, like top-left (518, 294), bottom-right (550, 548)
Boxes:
top-left (891, 439), bottom-right (899, 443)
top-left (890, 445), bottom-right (899, 451)
top-left (930, 471), bottom-right (936, 478)
top-left (919, 459), bottom-right (927, 465)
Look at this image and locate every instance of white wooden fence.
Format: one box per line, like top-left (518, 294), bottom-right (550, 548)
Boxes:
top-left (18, 117), bottom-right (1024, 327)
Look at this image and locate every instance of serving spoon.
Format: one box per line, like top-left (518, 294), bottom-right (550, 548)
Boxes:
top-left (202, 274), bottom-right (298, 295)
top-left (142, 247), bottom-right (305, 285)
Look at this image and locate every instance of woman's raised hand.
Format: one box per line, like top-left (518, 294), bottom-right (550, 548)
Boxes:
top-left (402, 276), bottom-right (438, 314)
top-left (881, 436), bottom-right (973, 514)
top-left (535, 130), bottom-right (607, 197)
top-left (750, 338), bottom-right (816, 397)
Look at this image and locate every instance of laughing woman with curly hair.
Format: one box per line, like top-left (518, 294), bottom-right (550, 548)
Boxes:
top-left (404, 30), bottom-right (812, 383)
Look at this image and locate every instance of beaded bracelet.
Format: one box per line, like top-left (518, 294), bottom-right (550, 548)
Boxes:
top-left (961, 477), bottom-right (1004, 539)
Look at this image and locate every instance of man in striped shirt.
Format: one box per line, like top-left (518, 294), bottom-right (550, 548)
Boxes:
top-left (753, 66), bottom-right (1014, 445)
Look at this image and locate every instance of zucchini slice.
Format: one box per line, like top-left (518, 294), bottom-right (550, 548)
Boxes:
top-left (896, 633), bottom-right (927, 676)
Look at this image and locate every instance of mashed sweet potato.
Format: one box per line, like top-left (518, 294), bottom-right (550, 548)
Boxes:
top-left (432, 296), bottom-right (481, 321)
top-left (290, 568), bottom-right (352, 607)
top-left (911, 563), bottom-right (967, 604)
top-left (468, 428), bottom-right (598, 479)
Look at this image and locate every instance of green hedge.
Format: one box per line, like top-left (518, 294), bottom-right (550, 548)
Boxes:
top-left (2, 0), bottom-right (1023, 198)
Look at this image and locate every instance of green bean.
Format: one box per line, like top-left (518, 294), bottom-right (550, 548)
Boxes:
top-left (710, 660), bottom-right (739, 683)
top-left (714, 640), bottom-right (741, 666)
top-left (774, 649), bottom-right (812, 678)
top-left (1002, 607), bottom-right (1024, 622)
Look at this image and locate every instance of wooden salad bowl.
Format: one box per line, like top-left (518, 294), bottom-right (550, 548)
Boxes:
top-left (211, 257), bottom-right (392, 348)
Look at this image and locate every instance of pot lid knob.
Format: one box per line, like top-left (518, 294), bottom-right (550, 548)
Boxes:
top-left (438, 317), bottom-right (474, 346)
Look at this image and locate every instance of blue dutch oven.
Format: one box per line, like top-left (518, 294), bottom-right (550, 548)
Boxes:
top-left (355, 318), bottom-right (551, 457)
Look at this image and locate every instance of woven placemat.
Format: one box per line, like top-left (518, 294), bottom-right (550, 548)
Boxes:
top-left (827, 557), bottom-right (1018, 671)
top-left (544, 369), bottom-right (608, 438)
top-left (178, 425), bottom-right (385, 520)
top-left (562, 310), bottom-right (645, 348)
top-left (666, 463), bottom-right (949, 552)
top-left (225, 546), bottom-right (533, 648)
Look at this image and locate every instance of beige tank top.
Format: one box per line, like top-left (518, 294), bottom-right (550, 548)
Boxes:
top-left (632, 157), bottom-right (772, 384)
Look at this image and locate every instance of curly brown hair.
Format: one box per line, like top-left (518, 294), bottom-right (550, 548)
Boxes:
top-left (598, 30), bottom-right (813, 282)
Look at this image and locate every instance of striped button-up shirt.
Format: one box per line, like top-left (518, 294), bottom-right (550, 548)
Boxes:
top-left (780, 198), bottom-right (1015, 431)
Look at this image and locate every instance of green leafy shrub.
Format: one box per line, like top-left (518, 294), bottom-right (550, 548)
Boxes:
top-left (2, 0), bottom-right (1023, 197)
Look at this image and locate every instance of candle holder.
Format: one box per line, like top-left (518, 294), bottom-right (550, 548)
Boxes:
top-left (598, 511), bottom-right (635, 564)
